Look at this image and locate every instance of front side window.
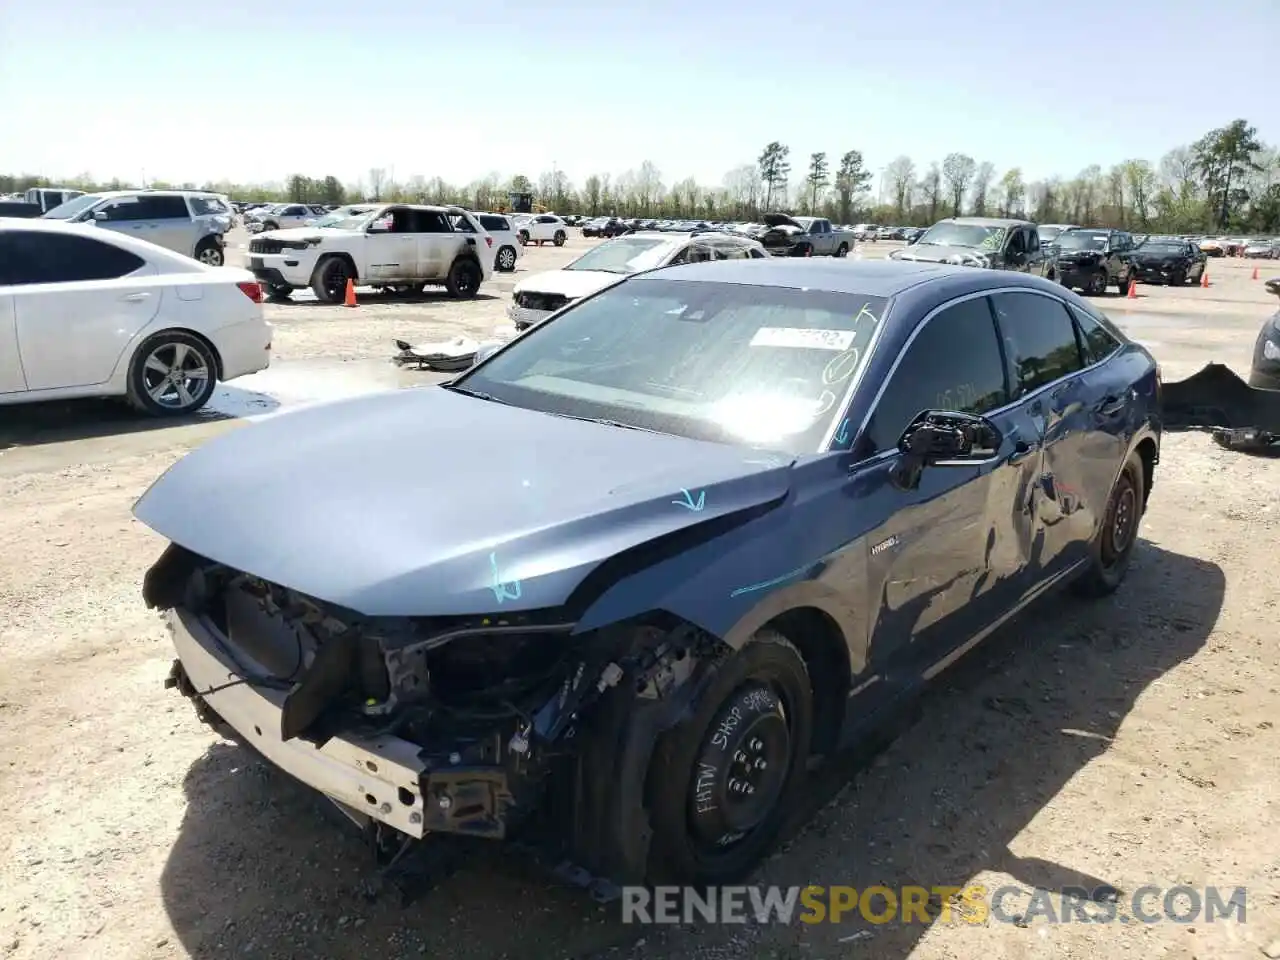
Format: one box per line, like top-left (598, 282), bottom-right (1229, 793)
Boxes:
top-left (457, 278), bottom-right (887, 454)
top-left (862, 297), bottom-right (1009, 454)
top-left (990, 291), bottom-right (1084, 394)
top-left (0, 231), bottom-right (146, 285)
top-left (41, 193), bottom-right (103, 220)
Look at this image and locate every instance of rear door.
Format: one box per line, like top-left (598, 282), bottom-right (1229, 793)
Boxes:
top-left (412, 209), bottom-right (459, 279)
top-left (4, 230), bottom-right (161, 390)
top-left (141, 194), bottom-right (199, 256)
top-left (989, 290), bottom-right (1101, 582)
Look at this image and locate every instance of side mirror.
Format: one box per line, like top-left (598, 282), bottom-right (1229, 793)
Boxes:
top-left (891, 410), bottom-right (1003, 490)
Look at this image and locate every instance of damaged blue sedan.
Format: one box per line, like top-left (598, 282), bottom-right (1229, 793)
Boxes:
top-left (135, 258), bottom-right (1161, 893)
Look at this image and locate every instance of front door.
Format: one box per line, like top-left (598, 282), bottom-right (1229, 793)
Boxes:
top-left (364, 208), bottom-right (416, 282)
top-left (856, 294), bottom-right (1031, 676)
top-left (6, 230), bottom-right (160, 390)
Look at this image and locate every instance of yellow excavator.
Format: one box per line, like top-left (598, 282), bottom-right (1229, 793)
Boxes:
top-left (497, 191), bottom-right (548, 215)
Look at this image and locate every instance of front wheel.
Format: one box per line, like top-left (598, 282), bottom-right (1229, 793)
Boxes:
top-left (1073, 451), bottom-right (1146, 597)
top-left (125, 331), bottom-right (218, 416)
top-left (1115, 274), bottom-right (1133, 297)
top-left (311, 256), bottom-right (354, 303)
top-left (1088, 270), bottom-right (1109, 296)
top-left (553, 231), bottom-right (566, 247)
top-left (645, 630), bottom-right (813, 886)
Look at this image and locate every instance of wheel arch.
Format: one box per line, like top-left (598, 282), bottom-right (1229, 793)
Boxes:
top-left (314, 251), bottom-right (359, 281)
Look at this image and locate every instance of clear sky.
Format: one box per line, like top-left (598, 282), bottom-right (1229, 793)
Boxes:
top-left (1, 0), bottom-right (1276, 190)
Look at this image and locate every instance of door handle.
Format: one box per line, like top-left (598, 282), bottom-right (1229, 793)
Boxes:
top-left (121, 292), bottom-right (151, 302)
top-left (1009, 437), bottom-right (1041, 464)
top-left (1095, 390), bottom-right (1132, 416)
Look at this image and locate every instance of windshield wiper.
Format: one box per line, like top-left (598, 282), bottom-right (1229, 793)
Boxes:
top-left (440, 383), bottom-right (509, 404)
top-left (548, 412), bottom-right (656, 432)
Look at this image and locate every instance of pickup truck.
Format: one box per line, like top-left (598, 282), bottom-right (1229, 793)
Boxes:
top-left (890, 217), bottom-right (1051, 277)
top-left (756, 213), bottom-right (854, 257)
top-left (0, 186), bottom-right (86, 218)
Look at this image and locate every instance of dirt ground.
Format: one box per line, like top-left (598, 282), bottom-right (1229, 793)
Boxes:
top-left (2, 237), bottom-right (1279, 960)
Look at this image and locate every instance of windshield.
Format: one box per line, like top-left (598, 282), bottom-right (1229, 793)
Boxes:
top-left (564, 236), bottom-right (673, 274)
top-left (1057, 231), bottom-right (1109, 251)
top-left (1038, 225), bottom-right (1067, 242)
top-left (42, 193), bottom-right (104, 220)
top-left (312, 206), bottom-right (376, 229)
top-left (918, 222), bottom-right (1005, 251)
top-left (1137, 241), bottom-right (1186, 254)
top-left (456, 278), bottom-right (886, 454)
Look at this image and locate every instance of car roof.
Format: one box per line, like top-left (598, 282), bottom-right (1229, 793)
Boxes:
top-left (644, 257), bottom-right (971, 297)
top-left (939, 216), bottom-right (1033, 228)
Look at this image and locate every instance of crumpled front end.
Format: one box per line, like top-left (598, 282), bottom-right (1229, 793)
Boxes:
top-left (147, 543), bottom-right (713, 883)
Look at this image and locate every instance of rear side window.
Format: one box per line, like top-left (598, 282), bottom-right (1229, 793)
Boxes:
top-left (990, 291), bottom-right (1084, 394)
top-left (136, 195), bottom-right (191, 219)
top-left (188, 196), bottom-right (228, 215)
top-left (863, 296), bottom-right (1009, 454)
top-left (0, 231), bottom-right (146, 285)
top-left (478, 215), bottom-right (509, 231)
top-left (1069, 304), bottom-right (1122, 363)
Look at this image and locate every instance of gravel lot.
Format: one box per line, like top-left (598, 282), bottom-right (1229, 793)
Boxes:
top-left (2, 236), bottom-right (1279, 960)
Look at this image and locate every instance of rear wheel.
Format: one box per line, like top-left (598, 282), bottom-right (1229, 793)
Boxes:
top-left (496, 246), bottom-right (517, 272)
top-left (194, 238), bottom-right (224, 266)
top-left (834, 242), bottom-right (849, 258)
top-left (125, 331), bottom-right (218, 417)
top-left (1088, 270), bottom-right (1108, 296)
top-left (645, 630), bottom-right (812, 885)
top-left (553, 231), bottom-right (566, 247)
top-left (517, 230), bottom-right (529, 246)
top-left (1073, 452), bottom-right (1145, 597)
top-left (446, 258), bottom-right (481, 299)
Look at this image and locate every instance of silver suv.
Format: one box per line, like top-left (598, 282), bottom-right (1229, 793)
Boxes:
top-left (41, 190), bottom-right (234, 265)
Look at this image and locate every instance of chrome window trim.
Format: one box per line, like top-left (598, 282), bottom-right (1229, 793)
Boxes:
top-left (814, 293), bottom-right (899, 450)
top-left (843, 285), bottom-right (1123, 464)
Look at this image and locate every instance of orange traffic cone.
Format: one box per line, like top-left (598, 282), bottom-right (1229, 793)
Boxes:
top-left (343, 278), bottom-right (358, 307)
top-left (1252, 266), bottom-right (1260, 280)
top-left (1200, 269), bottom-right (1210, 289)
top-left (1127, 276), bottom-right (1138, 299)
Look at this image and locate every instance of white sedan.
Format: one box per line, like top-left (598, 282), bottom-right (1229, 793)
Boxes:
top-left (0, 217), bottom-right (272, 416)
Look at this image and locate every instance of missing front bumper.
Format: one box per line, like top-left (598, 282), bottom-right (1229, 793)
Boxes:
top-left (165, 606), bottom-right (518, 840)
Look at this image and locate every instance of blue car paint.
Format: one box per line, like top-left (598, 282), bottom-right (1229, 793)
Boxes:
top-left (134, 259), bottom-right (1160, 740)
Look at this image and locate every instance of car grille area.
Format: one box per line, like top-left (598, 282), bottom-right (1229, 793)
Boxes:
top-left (249, 238), bottom-right (284, 254)
top-left (514, 291), bottom-right (569, 312)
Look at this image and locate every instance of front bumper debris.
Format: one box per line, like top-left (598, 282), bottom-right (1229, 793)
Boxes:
top-left (166, 605), bottom-right (435, 838)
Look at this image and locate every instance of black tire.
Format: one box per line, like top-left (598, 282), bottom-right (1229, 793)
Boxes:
top-left (1088, 270), bottom-right (1108, 296)
top-left (495, 246), bottom-right (517, 272)
top-left (517, 230), bottom-right (529, 246)
top-left (125, 331), bottom-right (218, 417)
top-left (792, 243), bottom-right (813, 258)
top-left (834, 242), bottom-right (849, 258)
top-left (194, 238), bottom-right (224, 267)
top-left (1073, 452), bottom-right (1145, 598)
top-left (265, 282), bottom-right (293, 301)
top-left (262, 221), bottom-right (279, 232)
top-left (553, 231), bottom-right (566, 247)
top-left (645, 629), bottom-right (813, 886)
top-left (445, 257), bottom-right (482, 299)
top-left (311, 255), bottom-right (353, 304)
top-left (1169, 269), bottom-right (1186, 286)
top-left (1115, 274), bottom-right (1132, 297)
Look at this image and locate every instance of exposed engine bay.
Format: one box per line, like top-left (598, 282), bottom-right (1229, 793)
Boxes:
top-left (144, 543), bottom-right (720, 898)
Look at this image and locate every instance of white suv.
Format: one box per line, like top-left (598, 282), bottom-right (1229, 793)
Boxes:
top-left (516, 214), bottom-right (569, 247)
top-left (246, 203), bottom-right (494, 303)
top-left (469, 212), bottom-right (521, 272)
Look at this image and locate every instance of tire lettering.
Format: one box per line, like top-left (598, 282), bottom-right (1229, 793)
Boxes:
top-left (694, 761), bottom-right (718, 813)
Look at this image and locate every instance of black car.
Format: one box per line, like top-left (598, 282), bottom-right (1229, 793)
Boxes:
top-left (1128, 237), bottom-right (1207, 286)
top-left (1049, 228), bottom-right (1135, 296)
top-left (1251, 278), bottom-right (1280, 390)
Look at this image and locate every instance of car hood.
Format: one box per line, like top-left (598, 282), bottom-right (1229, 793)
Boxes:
top-left (132, 387), bottom-right (794, 618)
top-left (762, 212), bottom-right (803, 228)
top-left (257, 227), bottom-right (359, 241)
top-left (513, 269), bottom-right (626, 300)
top-left (893, 243), bottom-right (985, 263)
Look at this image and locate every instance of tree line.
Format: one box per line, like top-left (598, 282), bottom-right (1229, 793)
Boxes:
top-left (3, 119), bottom-right (1275, 234)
